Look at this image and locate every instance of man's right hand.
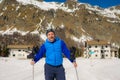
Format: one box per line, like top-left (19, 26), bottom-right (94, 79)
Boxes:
top-left (31, 60), bottom-right (35, 65)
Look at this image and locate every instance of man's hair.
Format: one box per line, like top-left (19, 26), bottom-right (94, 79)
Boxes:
top-left (46, 29), bottom-right (55, 35)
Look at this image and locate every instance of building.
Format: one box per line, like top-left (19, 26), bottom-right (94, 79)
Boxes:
top-left (111, 46), bottom-right (119, 58)
top-left (7, 45), bottom-right (33, 59)
top-left (84, 40), bottom-right (119, 59)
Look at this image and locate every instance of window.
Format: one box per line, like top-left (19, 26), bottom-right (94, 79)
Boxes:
top-left (95, 46), bottom-right (97, 48)
top-left (111, 53), bottom-right (112, 57)
top-left (94, 50), bottom-right (98, 52)
top-left (107, 50), bottom-right (109, 52)
top-left (18, 50), bottom-right (21, 51)
top-left (101, 46), bottom-right (104, 49)
top-left (106, 45), bottom-right (108, 48)
top-left (28, 47), bottom-right (30, 50)
top-left (94, 50), bottom-right (96, 52)
top-left (115, 51), bottom-right (118, 57)
top-left (101, 50), bottom-right (104, 53)
top-left (89, 45), bottom-right (91, 48)
top-left (95, 55), bottom-right (98, 57)
top-left (13, 54), bottom-right (15, 57)
top-left (106, 54), bottom-right (108, 57)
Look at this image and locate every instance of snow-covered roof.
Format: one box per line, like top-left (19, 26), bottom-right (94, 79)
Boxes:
top-left (7, 45), bottom-right (33, 49)
top-left (86, 40), bottom-right (110, 45)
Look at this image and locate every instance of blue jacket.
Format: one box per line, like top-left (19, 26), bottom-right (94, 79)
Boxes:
top-left (33, 37), bottom-right (74, 66)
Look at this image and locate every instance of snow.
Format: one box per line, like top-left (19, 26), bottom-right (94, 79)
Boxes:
top-left (16, 0), bottom-right (60, 11)
top-left (81, 27), bottom-right (86, 33)
top-left (1, 28), bottom-right (29, 36)
top-left (16, 0), bottom-right (79, 12)
top-left (0, 12), bottom-right (4, 16)
top-left (0, 57), bottom-right (120, 80)
top-left (17, 13), bottom-right (21, 17)
top-left (3, 7), bottom-right (7, 11)
top-left (0, 0), bottom-right (3, 3)
top-left (15, 0), bottom-right (120, 18)
top-left (59, 23), bottom-right (65, 29)
top-left (71, 34), bottom-right (93, 43)
top-left (16, 6), bottom-right (20, 11)
top-left (31, 30), bottom-right (39, 34)
top-left (40, 33), bottom-right (47, 41)
top-left (101, 9), bottom-right (120, 19)
top-left (47, 20), bottom-right (54, 29)
top-left (107, 19), bottom-right (120, 23)
top-left (0, 30), bottom-right (4, 34)
top-left (85, 4), bottom-right (120, 20)
top-left (108, 7), bottom-right (120, 14)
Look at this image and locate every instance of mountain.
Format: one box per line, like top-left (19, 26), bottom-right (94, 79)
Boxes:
top-left (0, 0), bottom-right (120, 47)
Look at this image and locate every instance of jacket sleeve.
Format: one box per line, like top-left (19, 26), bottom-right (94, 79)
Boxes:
top-left (61, 40), bottom-right (75, 63)
top-left (33, 44), bottom-right (46, 63)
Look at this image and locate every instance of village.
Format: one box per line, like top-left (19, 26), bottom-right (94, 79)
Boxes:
top-left (0, 33), bottom-right (119, 59)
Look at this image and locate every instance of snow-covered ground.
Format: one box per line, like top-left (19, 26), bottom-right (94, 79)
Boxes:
top-left (0, 57), bottom-right (120, 80)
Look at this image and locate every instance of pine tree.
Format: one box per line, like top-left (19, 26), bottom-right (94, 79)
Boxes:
top-left (118, 48), bottom-right (120, 58)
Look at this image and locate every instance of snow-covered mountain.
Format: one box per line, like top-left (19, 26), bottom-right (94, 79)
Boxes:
top-left (0, 0), bottom-right (120, 46)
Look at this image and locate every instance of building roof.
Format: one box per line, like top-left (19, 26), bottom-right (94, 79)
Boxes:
top-left (86, 40), bottom-right (110, 45)
top-left (7, 45), bottom-right (33, 49)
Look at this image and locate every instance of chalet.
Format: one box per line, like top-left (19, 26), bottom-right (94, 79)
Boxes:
top-left (84, 40), bottom-right (119, 59)
top-left (7, 45), bottom-right (33, 59)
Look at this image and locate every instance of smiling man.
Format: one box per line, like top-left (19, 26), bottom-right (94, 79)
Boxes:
top-left (31, 29), bottom-right (77, 80)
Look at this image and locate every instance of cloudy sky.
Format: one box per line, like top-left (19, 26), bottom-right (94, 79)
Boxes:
top-left (44, 0), bottom-right (120, 8)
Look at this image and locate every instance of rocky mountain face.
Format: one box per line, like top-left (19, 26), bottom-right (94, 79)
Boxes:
top-left (0, 0), bottom-right (120, 47)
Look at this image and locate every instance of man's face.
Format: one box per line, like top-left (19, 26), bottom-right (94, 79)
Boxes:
top-left (47, 32), bottom-right (55, 42)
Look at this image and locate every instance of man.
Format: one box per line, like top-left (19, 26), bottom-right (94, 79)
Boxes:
top-left (31, 29), bottom-right (77, 80)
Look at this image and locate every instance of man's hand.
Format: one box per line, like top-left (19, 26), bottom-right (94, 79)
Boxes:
top-left (31, 60), bottom-right (35, 65)
top-left (73, 62), bottom-right (77, 67)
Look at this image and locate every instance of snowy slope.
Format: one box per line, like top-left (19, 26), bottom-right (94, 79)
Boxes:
top-left (16, 0), bottom-right (78, 12)
top-left (85, 4), bottom-right (120, 20)
top-left (1, 28), bottom-right (30, 36)
top-left (0, 57), bottom-right (120, 80)
top-left (17, 0), bottom-right (59, 11)
top-left (16, 0), bottom-right (120, 20)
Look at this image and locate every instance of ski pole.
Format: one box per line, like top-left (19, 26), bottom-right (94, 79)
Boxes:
top-left (33, 65), bottom-right (34, 80)
top-left (75, 67), bottom-right (79, 80)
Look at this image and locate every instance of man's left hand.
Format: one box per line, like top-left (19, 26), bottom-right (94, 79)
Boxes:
top-left (73, 62), bottom-right (77, 67)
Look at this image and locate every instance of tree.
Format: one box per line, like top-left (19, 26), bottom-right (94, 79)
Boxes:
top-left (0, 46), bottom-right (2, 56)
top-left (118, 48), bottom-right (120, 58)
